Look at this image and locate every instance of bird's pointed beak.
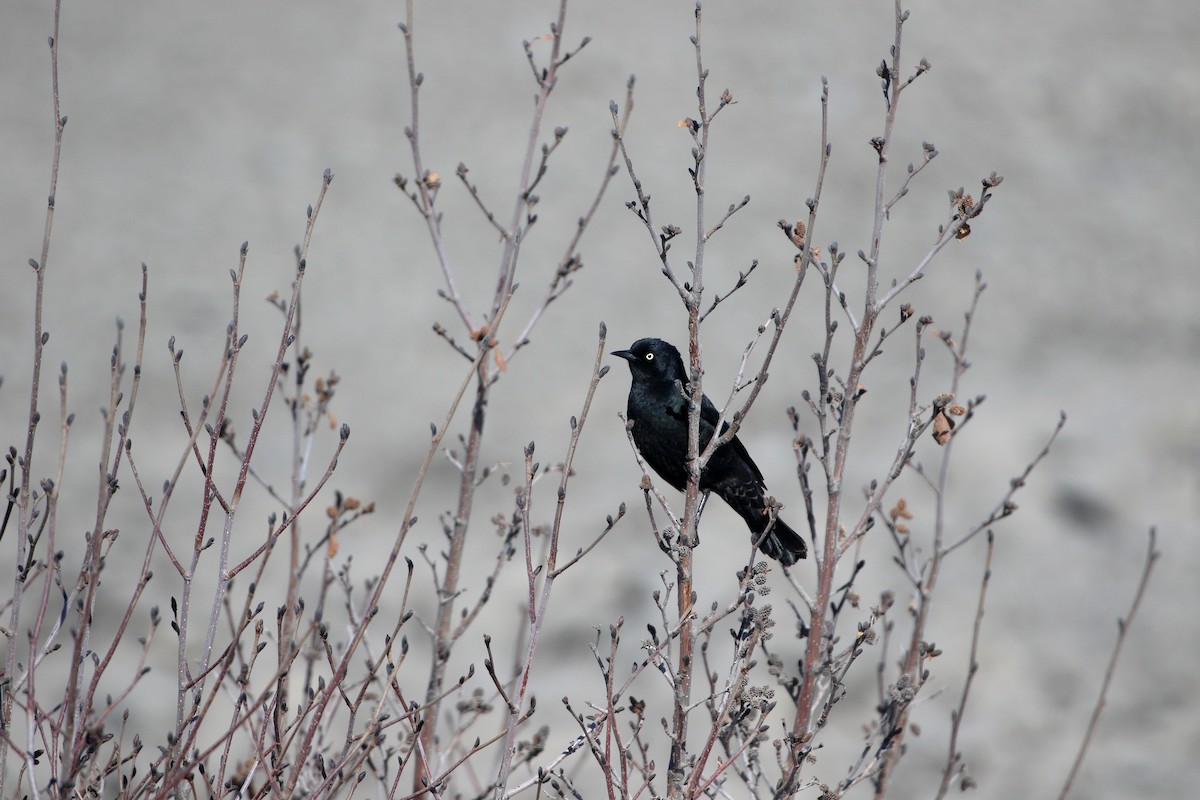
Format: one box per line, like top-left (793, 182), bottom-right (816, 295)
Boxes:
top-left (610, 349), bottom-right (636, 362)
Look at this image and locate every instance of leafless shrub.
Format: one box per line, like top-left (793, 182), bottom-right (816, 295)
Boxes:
top-left (0, 1), bottom-right (1156, 799)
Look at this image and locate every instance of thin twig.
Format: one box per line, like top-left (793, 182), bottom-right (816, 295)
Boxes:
top-left (399, 0), bottom-right (475, 333)
top-left (934, 530), bottom-right (995, 800)
top-left (698, 259), bottom-right (758, 324)
top-left (1057, 529), bottom-right (1159, 800)
top-left (940, 411), bottom-right (1066, 557)
top-left (505, 76), bottom-right (635, 362)
top-left (704, 195), bottom-right (750, 241)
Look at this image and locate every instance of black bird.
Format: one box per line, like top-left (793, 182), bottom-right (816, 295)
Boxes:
top-left (612, 338), bottom-right (807, 565)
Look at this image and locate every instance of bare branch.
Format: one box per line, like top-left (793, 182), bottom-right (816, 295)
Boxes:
top-left (1057, 529), bottom-right (1159, 800)
top-left (704, 195), bottom-right (750, 241)
top-left (934, 530), bottom-right (995, 800)
top-left (698, 259), bottom-right (758, 324)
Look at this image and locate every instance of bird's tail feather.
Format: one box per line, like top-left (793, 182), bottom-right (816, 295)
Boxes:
top-left (722, 491), bottom-right (808, 565)
top-left (754, 516), bottom-right (807, 566)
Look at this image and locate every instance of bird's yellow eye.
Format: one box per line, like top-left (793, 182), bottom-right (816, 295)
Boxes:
top-left (644, 352), bottom-right (655, 361)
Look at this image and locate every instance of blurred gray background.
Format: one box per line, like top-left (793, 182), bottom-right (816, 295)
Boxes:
top-left (1, 1), bottom-right (1196, 797)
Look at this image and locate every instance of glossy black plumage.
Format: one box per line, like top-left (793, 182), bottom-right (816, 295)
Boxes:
top-left (613, 338), bottom-right (807, 565)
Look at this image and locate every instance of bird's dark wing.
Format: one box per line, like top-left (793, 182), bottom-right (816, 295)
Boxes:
top-left (666, 387), bottom-right (765, 485)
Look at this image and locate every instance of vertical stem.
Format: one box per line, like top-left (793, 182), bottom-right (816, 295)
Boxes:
top-left (62, 320), bottom-right (127, 781)
top-left (788, 315), bottom-right (871, 772)
top-left (415, 361), bottom-right (487, 791)
top-left (788, 2), bottom-right (907, 788)
top-left (492, 328), bottom-right (608, 800)
top-left (3, 3), bottom-right (63, 795)
top-left (670, 5), bottom-right (708, 796)
top-left (410, 1), bottom-right (570, 790)
top-left (934, 531), bottom-right (994, 800)
top-left (873, 279), bottom-right (976, 799)
top-left (275, 290), bottom-right (304, 759)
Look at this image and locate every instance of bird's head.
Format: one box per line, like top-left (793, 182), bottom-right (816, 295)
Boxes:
top-left (611, 338), bottom-right (686, 383)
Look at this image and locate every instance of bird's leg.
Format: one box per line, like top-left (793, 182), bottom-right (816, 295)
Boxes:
top-left (691, 491), bottom-right (709, 548)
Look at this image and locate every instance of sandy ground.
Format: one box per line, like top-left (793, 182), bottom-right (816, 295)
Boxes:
top-left (1, 1), bottom-right (1197, 797)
